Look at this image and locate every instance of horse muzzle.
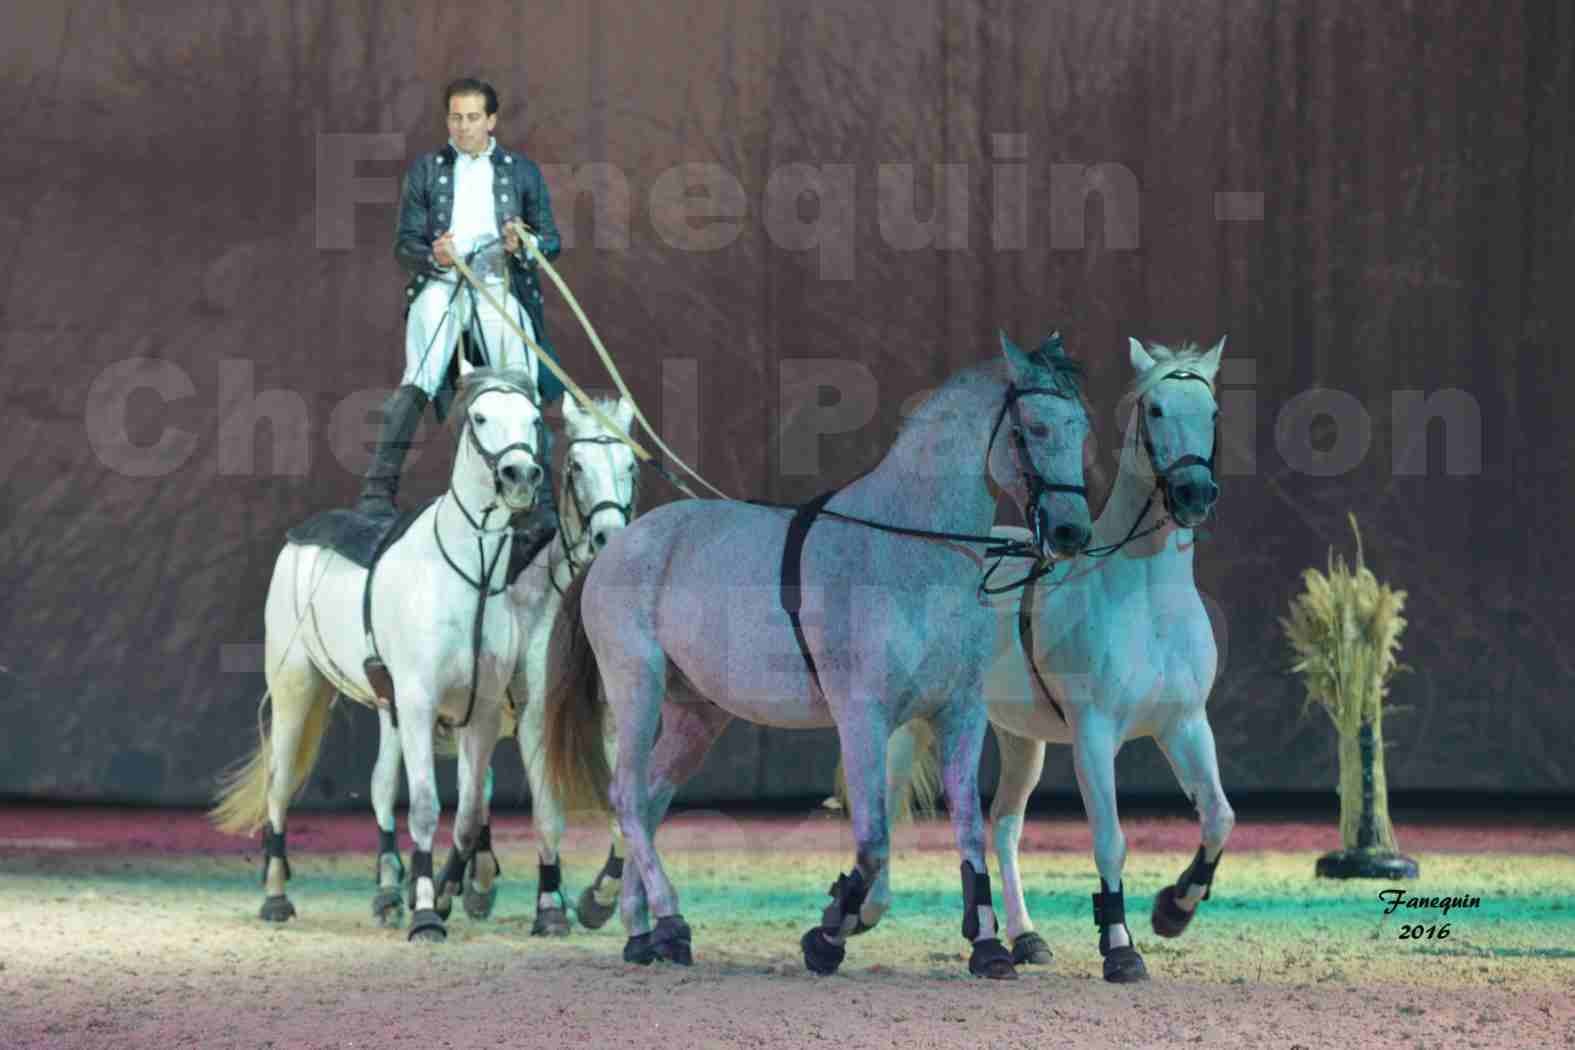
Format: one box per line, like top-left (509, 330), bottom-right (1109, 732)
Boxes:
top-left (495, 453), bottom-right (544, 512)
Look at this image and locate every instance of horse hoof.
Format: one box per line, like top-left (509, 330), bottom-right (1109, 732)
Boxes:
top-left (371, 888), bottom-right (404, 927)
top-left (1102, 944), bottom-right (1149, 983)
top-left (968, 938), bottom-right (1018, 980)
top-left (259, 895), bottom-right (295, 923)
top-left (531, 906), bottom-right (572, 937)
top-left (463, 880), bottom-right (498, 921)
top-left (800, 927), bottom-right (845, 976)
top-left (623, 932), bottom-right (657, 965)
top-left (576, 885), bottom-right (617, 930)
top-left (1010, 931), bottom-right (1054, 966)
top-left (1151, 884), bottom-right (1195, 938)
top-left (407, 908), bottom-right (447, 943)
top-left (651, 914), bottom-right (693, 965)
top-left (433, 886), bottom-right (456, 922)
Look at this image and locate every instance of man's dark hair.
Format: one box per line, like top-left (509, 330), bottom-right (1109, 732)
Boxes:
top-left (444, 77), bottom-right (499, 116)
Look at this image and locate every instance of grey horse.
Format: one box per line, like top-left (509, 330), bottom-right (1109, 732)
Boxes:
top-left (542, 333), bottom-right (1094, 978)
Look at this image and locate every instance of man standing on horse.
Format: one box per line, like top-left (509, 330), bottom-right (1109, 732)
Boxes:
top-left (356, 75), bottom-right (565, 535)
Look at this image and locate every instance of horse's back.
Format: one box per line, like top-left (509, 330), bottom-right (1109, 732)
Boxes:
top-left (265, 539), bottom-right (376, 702)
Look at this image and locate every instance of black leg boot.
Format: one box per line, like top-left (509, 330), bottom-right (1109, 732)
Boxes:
top-left (356, 384), bottom-right (430, 518)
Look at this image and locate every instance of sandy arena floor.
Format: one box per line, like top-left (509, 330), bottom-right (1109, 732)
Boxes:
top-left (1, 805), bottom-right (1572, 1049)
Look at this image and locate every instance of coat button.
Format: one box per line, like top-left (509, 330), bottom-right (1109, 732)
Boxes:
top-left (505, 156), bottom-right (513, 164)
top-left (438, 175), bottom-right (447, 184)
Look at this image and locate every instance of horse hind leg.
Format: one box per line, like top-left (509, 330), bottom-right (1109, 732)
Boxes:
top-left (1152, 716), bottom-right (1235, 939)
top-left (602, 643), bottom-right (695, 965)
top-left (249, 635), bottom-right (335, 923)
top-left (620, 692), bottom-right (732, 965)
top-left (990, 724), bottom-right (1052, 965)
top-left (370, 707), bottom-right (406, 927)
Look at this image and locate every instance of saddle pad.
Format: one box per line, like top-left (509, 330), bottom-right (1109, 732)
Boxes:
top-left (285, 505), bottom-right (426, 570)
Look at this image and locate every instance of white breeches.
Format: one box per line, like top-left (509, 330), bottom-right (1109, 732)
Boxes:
top-left (402, 276), bottom-right (539, 397)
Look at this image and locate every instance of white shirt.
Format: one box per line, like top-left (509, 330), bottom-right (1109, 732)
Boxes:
top-left (448, 136), bottom-right (500, 258)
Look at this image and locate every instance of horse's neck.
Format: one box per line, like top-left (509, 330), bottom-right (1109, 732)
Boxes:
top-left (833, 380), bottom-right (997, 535)
top-left (436, 464), bottom-right (514, 588)
top-left (547, 490), bottom-right (588, 578)
top-left (1091, 417), bottom-right (1192, 573)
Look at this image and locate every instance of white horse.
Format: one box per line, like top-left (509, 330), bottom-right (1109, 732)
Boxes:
top-left (880, 336), bottom-right (1232, 982)
top-left (365, 395), bottom-right (639, 937)
top-left (212, 367), bottom-right (547, 943)
top-left (542, 333), bottom-right (1095, 978)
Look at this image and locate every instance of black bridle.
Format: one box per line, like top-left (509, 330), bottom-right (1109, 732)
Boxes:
top-left (556, 434), bottom-right (640, 584)
top-left (985, 381), bottom-right (1091, 555)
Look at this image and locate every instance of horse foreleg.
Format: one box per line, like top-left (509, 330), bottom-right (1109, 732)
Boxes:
top-left (370, 707), bottom-right (406, 926)
top-left (1152, 715), bottom-right (1235, 937)
top-left (396, 696), bottom-right (446, 942)
top-left (440, 704), bottom-right (503, 924)
top-left (859, 720), bottom-right (924, 931)
top-left (517, 693), bottom-right (572, 935)
top-left (800, 707), bottom-right (890, 977)
top-left (931, 698), bottom-right (1015, 980)
top-left (990, 724), bottom-right (1050, 964)
top-left (1072, 714), bottom-right (1146, 982)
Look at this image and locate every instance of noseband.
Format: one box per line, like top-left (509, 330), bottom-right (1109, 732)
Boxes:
top-left (986, 383), bottom-right (1090, 555)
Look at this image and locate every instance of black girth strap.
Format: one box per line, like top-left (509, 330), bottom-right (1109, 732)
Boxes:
top-left (779, 489), bottom-right (839, 701)
top-left (1017, 578), bottom-right (1069, 726)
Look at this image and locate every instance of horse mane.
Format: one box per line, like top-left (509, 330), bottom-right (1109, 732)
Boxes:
top-left (901, 332), bottom-right (1087, 431)
top-left (445, 366), bottom-right (540, 434)
top-left (1119, 340), bottom-right (1218, 416)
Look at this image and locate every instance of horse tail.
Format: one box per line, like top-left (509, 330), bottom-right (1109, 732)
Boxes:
top-left (210, 686), bottom-right (334, 836)
top-left (832, 719), bottom-right (942, 825)
top-left (540, 570), bottom-right (613, 816)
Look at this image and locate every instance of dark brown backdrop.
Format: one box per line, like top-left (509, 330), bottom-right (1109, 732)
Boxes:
top-left (2, 1), bottom-right (1571, 810)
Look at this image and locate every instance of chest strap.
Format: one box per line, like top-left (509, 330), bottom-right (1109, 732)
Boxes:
top-left (1017, 579), bottom-right (1069, 726)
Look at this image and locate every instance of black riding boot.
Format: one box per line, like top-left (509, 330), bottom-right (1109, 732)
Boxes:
top-left (355, 384), bottom-right (430, 518)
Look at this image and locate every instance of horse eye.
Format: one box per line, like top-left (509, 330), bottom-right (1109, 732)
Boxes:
top-left (1028, 423), bottom-right (1049, 439)
top-left (473, 413), bottom-right (488, 426)
top-left (1148, 404), bottom-right (1163, 419)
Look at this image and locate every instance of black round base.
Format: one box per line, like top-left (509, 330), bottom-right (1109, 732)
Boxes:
top-left (1315, 849), bottom-right (1420, 880)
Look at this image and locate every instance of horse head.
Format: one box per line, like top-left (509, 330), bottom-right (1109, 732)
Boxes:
top-left (560, 394), bottom-right (640, 555)
top-left (452, 367), bottom-right (546, 515)
top-left (1124, 336), bottom-right (1224, 529)
top-left (991, 331), bottom-right (1094, 559)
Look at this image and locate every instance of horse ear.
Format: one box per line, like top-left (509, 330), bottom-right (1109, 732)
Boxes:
top-left (1200, 334), bottom-right (1226, 377)
top-left (1128, 337), bottom-right (1156, 374)
top-left (999, 329), bottom-right (1032, 380)
top-left (616, 397), bottom-right (635, 431)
